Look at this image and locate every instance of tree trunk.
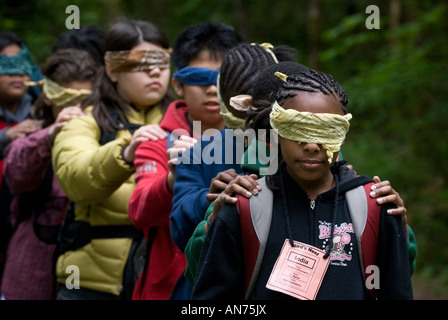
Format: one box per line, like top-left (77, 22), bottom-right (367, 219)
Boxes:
top-left (232, 0), bottom-right (250, 41)
top-left (308, 0), bottom-right (322, 70)
top-left (389, 0), bottom-right (401, 52)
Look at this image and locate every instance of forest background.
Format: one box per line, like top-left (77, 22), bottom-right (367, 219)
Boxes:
top-left (1, 0), bottom-right (447, 299)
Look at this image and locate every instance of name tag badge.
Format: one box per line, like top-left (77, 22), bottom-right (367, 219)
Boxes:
top-left (266, 239), bottom-right (330, 300)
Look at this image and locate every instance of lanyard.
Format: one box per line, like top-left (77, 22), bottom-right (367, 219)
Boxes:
top-left (278, 169), bottom-right (339, 259)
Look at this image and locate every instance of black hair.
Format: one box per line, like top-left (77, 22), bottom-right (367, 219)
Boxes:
top-left (218, 43), bottom-right (297, 119)
top-left (34, 48), bottom-right (99, 128)
top-left (85, 18), bottom-right (175, 133)
top-left (248, 67), bottom-right (348, 134)
top-left (246, 61), bottom-right (309, 132)
top-left (52, 25), bottom-right (106, 65)
top-left (171, 22), bottom-right (243, 70)
top-left (0, 31), bottom-right (26, 51)
top-left (248, 66), bottom-right (348, 189)
top-left (275, 69), bottom-right (349, 114)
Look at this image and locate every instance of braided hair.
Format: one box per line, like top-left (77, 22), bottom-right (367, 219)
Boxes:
top-left (246, 61), bottom-right (308, 132)
top-left (218, 43), bottom-right (297, 119)
top-left (275, 68), bottom-right (348, 114)
top-left (248, 67), bottom-right (348, 189)
top-left (248, 67), bottom-right (349, 137)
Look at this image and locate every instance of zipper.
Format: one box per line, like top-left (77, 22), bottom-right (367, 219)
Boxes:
top-left (309, 199), bottom-right (316, 246)
top-left (310, 199), bottom-right (316, 211)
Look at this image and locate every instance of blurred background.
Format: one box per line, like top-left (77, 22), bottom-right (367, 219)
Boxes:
top-left (1, 0), bottom-right (447, 299)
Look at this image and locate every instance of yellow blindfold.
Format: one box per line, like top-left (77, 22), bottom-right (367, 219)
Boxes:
top-left (270, 101), bottom-right (352, 163)
top-left (26, 78), bottom-right (92, 108)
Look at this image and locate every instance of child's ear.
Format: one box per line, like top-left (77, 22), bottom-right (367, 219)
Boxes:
top-left (171, 77), bottom-right (184, 97)
top-left (105, 66), bottom-right (118, 83)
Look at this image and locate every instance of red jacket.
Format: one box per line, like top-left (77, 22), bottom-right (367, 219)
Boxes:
top-left (0, 121), bottom-right (18, 185)
top-left (128, 100), bottom-right (193, 300)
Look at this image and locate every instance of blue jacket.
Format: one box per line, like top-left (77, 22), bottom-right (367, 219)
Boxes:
top-left (170, 129), bottom-right (244, 252)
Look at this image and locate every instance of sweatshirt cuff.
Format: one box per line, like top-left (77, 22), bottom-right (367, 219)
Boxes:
top-left (121, 144), bottom-right (134, 166)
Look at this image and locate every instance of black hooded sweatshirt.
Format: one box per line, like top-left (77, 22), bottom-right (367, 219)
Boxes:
top-left (192, 162), bottom-right (413, 300)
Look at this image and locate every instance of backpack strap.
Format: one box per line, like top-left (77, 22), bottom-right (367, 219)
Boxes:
top-left (56, 112), bottom-right (145, 253)
top-left (138, 226), bottom-right (158, 296)
top-left (236, 176), bottom-right (273, 300)
top-left (31, 163), bottom-right (62, 244)
top-left (345, 182), bottom-right (381, 299)
top-left (99, 109), bottom-right (143, 145)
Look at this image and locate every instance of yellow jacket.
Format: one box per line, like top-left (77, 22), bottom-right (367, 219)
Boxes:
top-left (52, 105), bottom-right (162, 296)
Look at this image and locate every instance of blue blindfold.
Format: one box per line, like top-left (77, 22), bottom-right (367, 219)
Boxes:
top-left (0, 45), bottom-right (33, 76)
top-left (173, 67), bottom-right (219, 86)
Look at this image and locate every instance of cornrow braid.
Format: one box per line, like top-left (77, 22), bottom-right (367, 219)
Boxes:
top-left (218, 43), bottom-right (297, 119)
top-left (246, 61), bottom-right (309, 133)
top-left (275, 68), bottom-right (349, 114)
top-left (219, 43), bottom-right (274, 118)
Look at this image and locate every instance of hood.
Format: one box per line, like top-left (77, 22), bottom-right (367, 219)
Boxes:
top-left (323, 160), bottom-right (373, 200)
top-left (159, 100), bottom-right (191, 134)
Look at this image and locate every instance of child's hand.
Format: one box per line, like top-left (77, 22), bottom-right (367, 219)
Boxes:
top-left (166, 135), bottom-right (197, 192)
top-left (206, 169), bottom-right (241, 202)
top-left (209, 173), bottom-right (261, 221)
top-left (123, 124), bottom-right (167, 164)
top-left (6, 119), bottom-right (42, 141)
top-left (166, 135), bottom-right (197, 164)
top-left (370, 175), bottom-right (407, 230)
top-left (48, 105), bottom-right (84, 143)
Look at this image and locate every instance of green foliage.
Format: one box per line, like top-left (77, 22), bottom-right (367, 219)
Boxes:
top-left (1, 0), bottom-right (447, 294)
top-left (323, 3), bottom-right (448, 286)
